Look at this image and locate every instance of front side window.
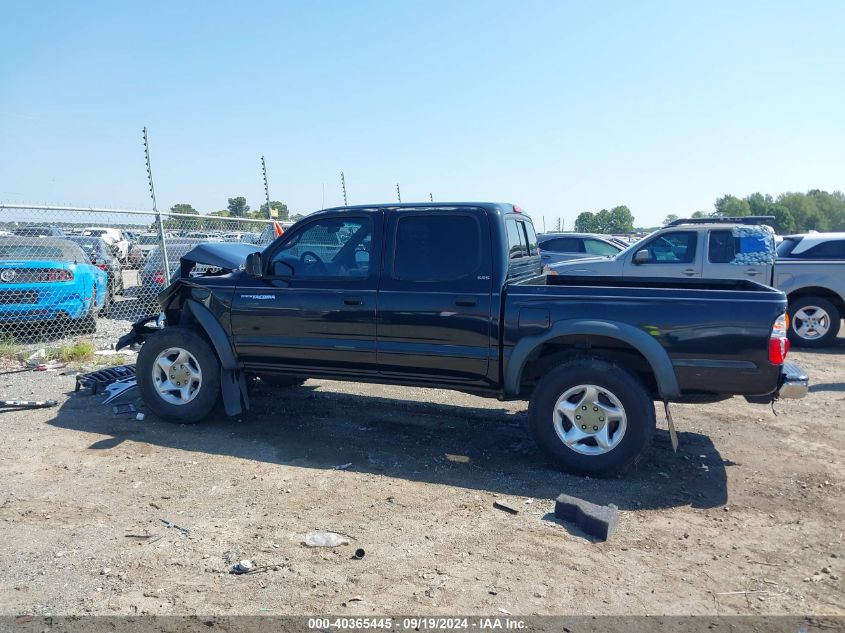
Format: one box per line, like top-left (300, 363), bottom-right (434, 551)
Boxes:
top-left (584, 238), bottom-right (621, 256)
top-left (393, 214), bottom-right (480, 281)
top-left (270, 217), bottom-right (372, 279)
top-left (637, 231), bottom-right (697, 264)
top-left (506, 219), bottom-right (526, 259)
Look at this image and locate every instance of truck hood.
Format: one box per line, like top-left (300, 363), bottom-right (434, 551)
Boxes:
top-left (180, 242), bottom-right (261, 274)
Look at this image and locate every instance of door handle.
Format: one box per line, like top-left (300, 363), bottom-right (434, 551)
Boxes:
top-left (455, 297), bottom-right (477, 307)
top-left (745, 269), bottom-right (760, 276)
top-left (343, 297), bottom-right (363, 306)
top-left (682, 269), bottom-right (697, 276)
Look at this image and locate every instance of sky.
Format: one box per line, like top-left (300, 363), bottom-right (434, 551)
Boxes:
top-left (1, 0), bottom-right (843, 229)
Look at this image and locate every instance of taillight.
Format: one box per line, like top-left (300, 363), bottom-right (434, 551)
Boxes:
top-left (769, 314), bottom-right (790, 364)
top-left (46, 269), bottom-right (73, 282)
top-left (153, 271), bottom-right (165, 285)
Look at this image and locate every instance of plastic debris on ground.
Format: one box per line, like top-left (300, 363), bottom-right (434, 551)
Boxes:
top-left (75, 364), bottom-right (136, 395)
top-left (303, 531), bottom-right (350, 547)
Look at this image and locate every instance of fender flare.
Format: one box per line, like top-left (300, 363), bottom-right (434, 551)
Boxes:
top-left (504, 319), bottom-right (680, 399)
top-left (184, 299), bottom-right (238, 371)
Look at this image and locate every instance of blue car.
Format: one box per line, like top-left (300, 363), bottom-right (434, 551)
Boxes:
top-left (0, 237), bottom-right (108, 332)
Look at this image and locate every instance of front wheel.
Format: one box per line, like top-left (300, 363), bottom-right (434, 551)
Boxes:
top-left (137, 327), bottom-right (221, 423)
top-left (528, 357), bottom-right (656, 476)
top-left (788, 296), bottom-right (840, 348)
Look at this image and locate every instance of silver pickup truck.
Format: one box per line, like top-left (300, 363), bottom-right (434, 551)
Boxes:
top-left (549, 217), bottom-right (845, 348)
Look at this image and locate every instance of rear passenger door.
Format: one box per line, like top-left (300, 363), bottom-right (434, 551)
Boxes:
top-left (377, 209), bottom-right (493, 383)
top-left (703, 229), bottom-right (771, 281)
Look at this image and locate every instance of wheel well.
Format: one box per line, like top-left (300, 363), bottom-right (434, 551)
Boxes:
top-left (787, 287), bottom-right (845, 317)
top-left (519, 335), bottom-right (658, 397)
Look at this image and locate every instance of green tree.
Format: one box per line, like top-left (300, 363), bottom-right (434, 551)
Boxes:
top-left (691, 211), bottom-right (709, 219)
top-left (259, 200), bottom-right (289, 220)
top-left (714, 195), bottom-right (751, 217)
top-left (777, 192), bottom-right (826, 231)
top-left (290, 212), bottom-right (306, 222)
top-left (607, 205), bottom-right (634, 233)
top-left (574, 211), bottom-right (597, 232)
top-left (170, 203), bottom-right (198, 215)
top-left (663, 213), bottom-right (679, 225)
top-left (227, 197), bottom-right (250, 217)
top-left (769, 205), bottom-right (796, 234)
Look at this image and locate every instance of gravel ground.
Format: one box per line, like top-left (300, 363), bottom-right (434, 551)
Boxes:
top-left (0, 334), bottom-right (842, 617)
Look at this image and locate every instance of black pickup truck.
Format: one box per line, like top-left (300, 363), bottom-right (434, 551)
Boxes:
top-left (119, 202), bottom-right (808, 475)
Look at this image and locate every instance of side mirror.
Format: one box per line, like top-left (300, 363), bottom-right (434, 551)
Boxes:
top-left (245, 252), bottom-right (263, 277)
top-left (633, 250), bottom-right (651, 264)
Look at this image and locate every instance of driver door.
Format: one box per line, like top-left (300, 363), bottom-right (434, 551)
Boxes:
top-left (230, 213), bottom-right (381, 374)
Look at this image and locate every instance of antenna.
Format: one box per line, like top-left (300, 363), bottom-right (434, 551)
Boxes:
top-left (396, 183), bottom-right (401, 203)
top-left (261, 155), bottom-right (272, 218)
top-left (341, 172), bottom-right (348, 206)
top-left (143, 127), bottom-right (169, 277)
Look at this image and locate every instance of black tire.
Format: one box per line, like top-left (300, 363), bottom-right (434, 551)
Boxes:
top-left (99, 288), bottom-right (112, 317)
top-left (527, 357), bottom-right (656, 476)
top-left (74, 289), bottom-right (98, 334)
top-left (788, 296), bottom-right (841, 348)
top-left (255, 374), bottom-right (306, 389)
top-left (137, 327), bottom-right (221, 424)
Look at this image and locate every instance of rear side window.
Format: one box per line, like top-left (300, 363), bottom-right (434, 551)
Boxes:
top-left (540, 237), bottom-right (583, 253)
top-left (394, 215), bottom-right (480, 281)
top-left (506, 219), bottom-right (526, 259)
top-left (708, 230), bottom-right (737, 263)
top-left (794, 240), bottom-right (845, 259)
top-left (522, 222), bottom-right (539, 255)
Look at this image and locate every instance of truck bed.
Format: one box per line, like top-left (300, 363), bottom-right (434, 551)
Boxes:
top-left (504, 273), bottom-right (787, 397)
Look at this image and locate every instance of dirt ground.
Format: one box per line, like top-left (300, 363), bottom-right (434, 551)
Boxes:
top-left (0, 339), bottom-right (843, 617)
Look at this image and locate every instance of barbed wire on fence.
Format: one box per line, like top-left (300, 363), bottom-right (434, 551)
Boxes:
top-left (0, 204), bottom-right (287, 349)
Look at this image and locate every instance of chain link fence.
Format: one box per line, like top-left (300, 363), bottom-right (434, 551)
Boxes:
top-left (0, 204), bottom-right (285, 350)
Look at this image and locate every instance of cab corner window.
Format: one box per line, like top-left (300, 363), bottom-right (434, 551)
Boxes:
top-left (393, 215), bottom-right (480, 281)
top-left (269, 217), bottom-right (372, 279)
top-left (522, 222), bottom-right (539, 256)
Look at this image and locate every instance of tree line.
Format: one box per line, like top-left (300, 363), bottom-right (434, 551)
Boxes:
top-left (573, 189), bottom-right (844, 235)
top-left (164, 198), bottom-right (306, 230)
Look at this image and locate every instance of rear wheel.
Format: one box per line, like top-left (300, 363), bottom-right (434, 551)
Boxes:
top-left (528, 357), bottom-right (655, 476)
top-left (788, 296), bottom-right (840, 348)
top-left (137, 327), bottom-right (220, 423)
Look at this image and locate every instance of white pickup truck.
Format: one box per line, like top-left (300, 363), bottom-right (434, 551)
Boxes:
top-left (549, 217), bottom-right (845, 348)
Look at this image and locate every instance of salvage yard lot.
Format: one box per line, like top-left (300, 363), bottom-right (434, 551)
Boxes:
top-left (0, 344), bottom-right (842, 616)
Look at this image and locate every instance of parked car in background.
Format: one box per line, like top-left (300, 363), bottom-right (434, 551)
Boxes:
top-left (774, 232), bottom-right (845, 347)
top-left (12, 226), bottom-right (66, 237)
top-left (0, 237), bottom-right (107, 332)
top-left (138, 240), bottom-right (203, 306)
top-left (537, 232), bottom-right (624, 265)
top-left (549, 217), bottom-right (845, 347)
top-left (81, 227), bottom-right (131, 262)
top-left (66, 235), bottom-right (124, 309)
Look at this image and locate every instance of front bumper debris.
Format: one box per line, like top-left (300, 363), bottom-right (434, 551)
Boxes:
top-left (777, 362), bottom-right (809, 399)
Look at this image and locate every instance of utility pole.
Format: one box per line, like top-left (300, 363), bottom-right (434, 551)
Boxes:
top-left (261, 155), bottom-right (272, 218)
top-left (341, 172), bottom-right (348, 206)
top-left (429, 192), bottom-right (433, 202)
top-left (143, 127), bottom-right (169, 278)
top-left (396, 183), bottom-right (401, 203)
